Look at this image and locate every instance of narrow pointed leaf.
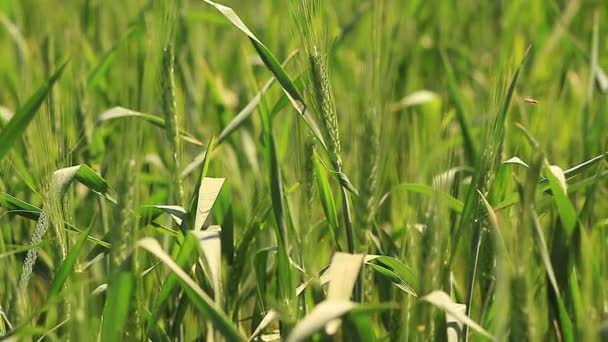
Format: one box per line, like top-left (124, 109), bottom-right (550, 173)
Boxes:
top-left (325, 252), bottom-right (364, 334)
top-left (101, 270), bottom-right (134, 342)
top-left (97, 107), bottom-right (202, 146)
top-left (202, 0), bottom-right (328, 151)
top-left (193, 178), bottom-right (225, 231)
top-left (313, 150), bottom-right (340, 247)
top-left (217, 50), bottom-right (298, 146)
top-left (440, 51), bottom-right (476, 164)
top-left (144, 205), bottom-right (186, 226)
top-left (193, 227), bottom-right (222, 298)
top-left (0, 60), bottom-right (68, 162)
top-left (286, 300), bottom-right (393, 342)
top-left (87, 26), bottom-right (140, 90)
top-left (138, 237), bottom-right (244, 341)
top-left (544, 162), bottom-right (577, 239)
top-left (388, 183), bottom-right (464, 213)
top-left (530, 210), bottom-right (574, 342)
top-left (286, 300), bottom-right (355, 342)
top-left (327, 253), bottom-right (364, 300)
top-left (365, 255), bottom-right (418, 296)
top-left (422, 291), bottom-right (492, 339)
top-left (147, 233), bottom-right (199, 334)
top-left (73, 165), bottom-right (118, 203)
top-left (0, 192), bottom-right (41, 221)
top-left (47, 224), bottom-right (93, 299)
top-left (249, 309), bottom-right (278, 342)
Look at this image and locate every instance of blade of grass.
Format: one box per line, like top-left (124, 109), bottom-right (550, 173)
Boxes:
top-left (185, 135), bottom-right (216, 229)
top-left (138, 237), bottom-right (245, 341)
top-left (87, 26), bottom-right (141, 90)
top-left (147, 232), bottom-right (199, 335)
top-left (181, 57), bottom-right (301, 179)
top-left (384, 183), bottom-right (465, 213)
top-left (258, 77), bottom-right (293, 303)
top-left (73, 164), bottom-right (118, 204)
top-left (422, 291), bottom-right (492, 339)
top-left (143, 205), bottom-right (186, 226)
top-left (101, 268), bottom-right (134, 342)
top-left (343, 312), bottom-right (376, 342)
top-left (0, 192), bottom-right (41, 221)
top-left (192, 178), bottom-right (225, 231)
top-left (530, 210), bottom-right (574, 342)
top-left (325, 252), bottom-right (364, 334)
top-left (249, 309), bottom-right (278, 342)
top-left (286, 300), bottom-right (394, 342)
top-left (193, 227), bottom-right (222, 301)
top-left (313, 148), bottom-right (340, 248)
top-left (544, 163), bottom-right (577, 239)
top-left (365, 255), bottom-right (418, 289)
top-left (365, 255), bottom-right (418, 297)
top-left (97, 107), bottom-right (203, 146)
top-left (202, 0), bottom-right (328, 152)
top-left (0, 59), bottom-right (68, 162)
top-left (47, 223), bottom-right (93, 300)
top-left (440, 50), bottom-right (477, 165)
top-left (217, 50), bottom-right (298, 145)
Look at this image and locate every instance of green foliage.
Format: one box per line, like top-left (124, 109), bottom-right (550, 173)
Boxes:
top-left (0, 60), bottom-right (68, 162)
top-left (0, 0), bottom-right (607, 341)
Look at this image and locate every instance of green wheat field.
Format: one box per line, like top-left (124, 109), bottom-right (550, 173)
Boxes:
top-left (0, 0), bottom-right (607, 341)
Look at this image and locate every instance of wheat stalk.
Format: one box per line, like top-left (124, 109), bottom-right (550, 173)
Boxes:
top-left (160, 44), bottom-right (183, 204)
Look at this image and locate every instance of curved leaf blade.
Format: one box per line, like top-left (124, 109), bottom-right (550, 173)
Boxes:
top-left (422, 291), bottom-right (492, 339)
top-left (97, 107), bottom-right (203, 146)
top-left (138, 237), bottom-right (244, 341)
top-left (0, 60), bottom-right (68, 162)
top-left (202, 0), bottom-right (327, 151)
top-left (47, 224), bottom-right (93, 299)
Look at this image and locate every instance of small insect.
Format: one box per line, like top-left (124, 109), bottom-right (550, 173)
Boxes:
top-left (524, 97), bottom-right (539, 104)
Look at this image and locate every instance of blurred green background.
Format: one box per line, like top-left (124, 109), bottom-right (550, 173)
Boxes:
top-left (0, 0), bottom-right (606, 341)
